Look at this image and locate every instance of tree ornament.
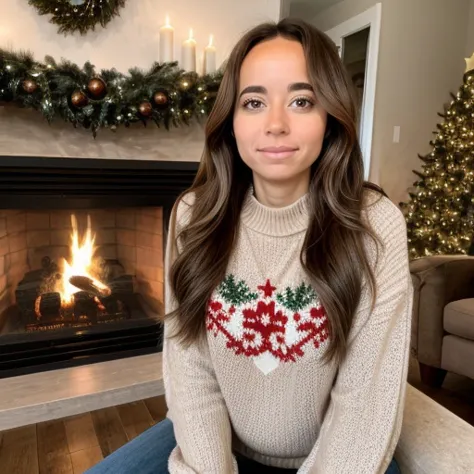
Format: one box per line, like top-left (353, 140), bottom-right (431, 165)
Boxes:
top-left (465, 52), bottom-right (474, 74)
top-left (87, 78), bottom-right (107, 99)
top-left (71, 90), bottom-right (88, 108)
top-left (153, 91), bottom-right (168, 107)
top-left (28, 0), bottom-right (127, 36)
top-left (22, 79), bottom-right (38, 93)
top-left (138, 101), bottom-right (153, 117)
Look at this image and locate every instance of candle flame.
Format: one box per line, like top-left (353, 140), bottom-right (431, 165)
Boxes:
top-left (165, 16), bottom-right (170, 26)
top-left (189, 28), bottom-right (194, 40)
top-left (208, 34), bottom-right (214, 47)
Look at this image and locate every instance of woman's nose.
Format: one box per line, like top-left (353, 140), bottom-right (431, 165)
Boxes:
top-left (264, 107), bottom-right (290, 135)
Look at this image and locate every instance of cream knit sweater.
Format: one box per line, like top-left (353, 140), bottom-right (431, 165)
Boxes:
top-left (163, 187), bottom-right (413, 474)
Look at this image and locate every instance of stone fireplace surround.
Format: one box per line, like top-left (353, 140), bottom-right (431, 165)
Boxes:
top-left (0, 156), bottom-right (198, 430)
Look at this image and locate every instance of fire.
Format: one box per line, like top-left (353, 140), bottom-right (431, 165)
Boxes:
top-left (58, 215), bottom-right (107, 305)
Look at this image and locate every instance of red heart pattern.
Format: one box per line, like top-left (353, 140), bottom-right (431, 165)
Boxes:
top-left (206, 279), bottom-right (329, 364)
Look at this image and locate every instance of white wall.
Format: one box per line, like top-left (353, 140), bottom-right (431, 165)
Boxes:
top-left (311, 0), bottom-right (472, 205)
top-left (467, 0), bottom-right (474, 57)
top-left (310, 0), bottom-right (378, 32)
top-left (0, 0), bottom-right (281, 161)
top-left (0, 0), bottom-right (281, 73)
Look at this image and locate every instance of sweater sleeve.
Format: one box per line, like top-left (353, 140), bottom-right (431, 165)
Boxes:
top-left (163, 196), bottom-right (238, 474)
top-left (298, 198), bottom-right (414, 474)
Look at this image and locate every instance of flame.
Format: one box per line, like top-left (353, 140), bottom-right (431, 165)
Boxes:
top-left (57, 215), bottom-right (106, 305)
top-left (165, 15), bottom-right (171, 27)
top-left (208, 35), bottom-right (214, 47)
top-left (188, 28), bottom-right (194, 40)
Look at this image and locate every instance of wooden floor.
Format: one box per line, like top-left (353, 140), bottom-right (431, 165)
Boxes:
top-left (1, 358), bottom-right (473, 474)
top-left (407, 356), bottom-right (474, 427)
top-left (0, 396), bottom-right (168, 474)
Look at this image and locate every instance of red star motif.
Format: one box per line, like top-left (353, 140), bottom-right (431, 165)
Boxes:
top-left (258, 279), bottom-right (276, 298)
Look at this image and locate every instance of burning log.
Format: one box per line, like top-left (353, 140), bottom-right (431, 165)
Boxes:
top-left (34, 292), bottom-right (61, 320)
top-left (73, 291), bottom-right (98, 321)
top-left (69, 275), bottom-right (111, 298)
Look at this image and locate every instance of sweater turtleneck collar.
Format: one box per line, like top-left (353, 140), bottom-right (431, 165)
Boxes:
top-left (240, 186), bottom-right (310, 236)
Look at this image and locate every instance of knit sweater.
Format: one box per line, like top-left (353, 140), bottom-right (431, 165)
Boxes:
top-left (163, 187), bottom-right (413, 474)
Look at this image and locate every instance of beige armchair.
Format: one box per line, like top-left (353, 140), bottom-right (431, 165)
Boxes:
top-left (410, 255), bottom-right (474, 386)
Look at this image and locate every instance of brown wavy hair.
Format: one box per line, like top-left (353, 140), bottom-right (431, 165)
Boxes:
top-left (166, 18), bottom-right (384, 365)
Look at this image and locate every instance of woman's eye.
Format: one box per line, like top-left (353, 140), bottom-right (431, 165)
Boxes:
top-left (291, 97), bottom-right (314, 109)
top-left (243, 99), bottom-right (264, 110)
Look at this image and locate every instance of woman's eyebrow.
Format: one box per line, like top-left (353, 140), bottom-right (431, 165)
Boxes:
top-left (238, 82), bottom-right (314, 99)
top-left (288, 82), bottom-right (313, 93)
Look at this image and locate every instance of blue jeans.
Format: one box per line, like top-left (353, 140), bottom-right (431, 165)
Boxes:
top-left (85, 418), bottom-right (402, 474)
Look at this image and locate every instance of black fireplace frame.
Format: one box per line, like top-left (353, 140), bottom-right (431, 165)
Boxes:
top-left (0, 156), bottom-right (198, 378)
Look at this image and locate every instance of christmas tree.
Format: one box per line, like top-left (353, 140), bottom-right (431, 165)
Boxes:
top-left (401, 52), bottom-right (474, 259)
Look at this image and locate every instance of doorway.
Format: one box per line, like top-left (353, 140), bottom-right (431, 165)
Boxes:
top-left (324, 3), bottom-right (382, 180)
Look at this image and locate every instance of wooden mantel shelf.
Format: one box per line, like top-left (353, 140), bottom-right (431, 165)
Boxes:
top-left (0, 353), bottom-right (164, 431)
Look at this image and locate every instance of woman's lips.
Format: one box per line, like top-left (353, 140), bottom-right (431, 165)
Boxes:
top-left (258, 146), bottom-right (298, 159)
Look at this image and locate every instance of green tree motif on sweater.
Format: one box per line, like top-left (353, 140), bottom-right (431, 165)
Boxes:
top-left (276, 282), bottom-right (317, 312)
top-left (215, 275), bottom-right (317, 312)
top-left (216, 274), bottom-right (258, 305)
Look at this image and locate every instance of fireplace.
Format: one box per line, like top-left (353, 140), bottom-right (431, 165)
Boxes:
top-left (0, 157), bottom-right (198, 378)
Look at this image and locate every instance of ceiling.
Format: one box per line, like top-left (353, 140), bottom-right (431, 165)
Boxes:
top-left (289, 0), bottom-right (344, 19)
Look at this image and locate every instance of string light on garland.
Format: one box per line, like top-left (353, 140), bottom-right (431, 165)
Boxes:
top-left (27, 0), bottom-right (127, 36)
top-left (400, 52), bottom-right (474, 258)
top-left (0, 48), bottom-right (223, 137)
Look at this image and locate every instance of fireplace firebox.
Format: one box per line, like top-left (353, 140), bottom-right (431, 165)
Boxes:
top-left (0, 157), bottom-right (198, 378)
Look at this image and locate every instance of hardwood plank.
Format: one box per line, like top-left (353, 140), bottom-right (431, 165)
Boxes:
top-left (37, 419), bottom-right (73, 474)
top-left (144, 396), bottom-right (168, 424)
top-left (116, 401), bottom-right (154, 440)
top-left (91, 407), bottom-right (128, 457)
top-left (64, 413), bottom-right (99, 453)
top-left (71, 445), bottom-right (103, 474)
top-left (0, 424), bottom-right (39, 474)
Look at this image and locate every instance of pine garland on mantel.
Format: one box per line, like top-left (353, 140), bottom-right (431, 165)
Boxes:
top-left (0, 48), bottom-right (223, 137)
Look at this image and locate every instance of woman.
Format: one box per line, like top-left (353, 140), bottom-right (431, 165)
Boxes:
top-left (88, 17), bottom-right (412, 474)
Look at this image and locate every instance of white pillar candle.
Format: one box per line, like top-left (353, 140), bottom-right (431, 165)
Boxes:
top-left (204, 35), bottom-right (217, 75)
top-left (182, 29), bottom-right (197, 72)
top-left (159, 16), bottom-right (174, 63)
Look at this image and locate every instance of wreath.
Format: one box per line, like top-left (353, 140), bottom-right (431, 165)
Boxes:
top-left (28, 0), bottom-right (127, 36)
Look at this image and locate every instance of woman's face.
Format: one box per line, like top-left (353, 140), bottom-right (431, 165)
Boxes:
top-left (233, 37), bottom-right (328, 188)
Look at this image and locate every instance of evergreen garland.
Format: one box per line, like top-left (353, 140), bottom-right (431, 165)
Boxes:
top-left (28, 0), bottom-right (127, 36)
top-left (0, 48), bottom-right (223, 137)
